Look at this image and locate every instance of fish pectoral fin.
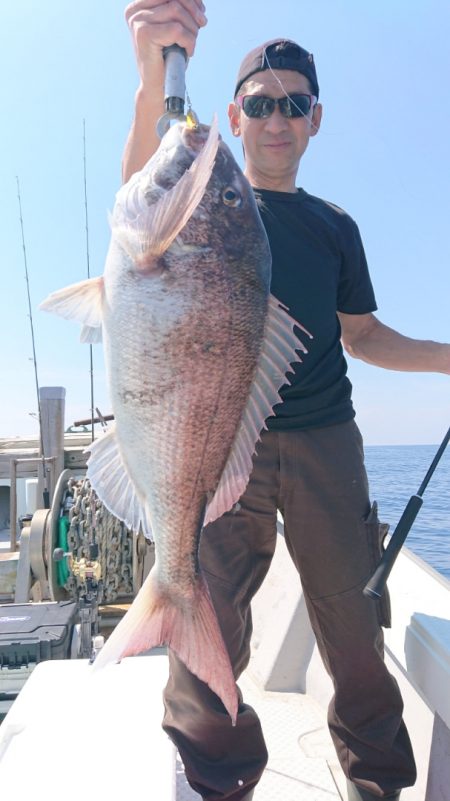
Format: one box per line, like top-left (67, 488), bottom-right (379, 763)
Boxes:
top-left (85, 426), bottom-right (153, 539)
top-left (92, 570), bottom-right (238, 724)
top-left (112, 115), bottom-right (220, 265)
top-left (204, 294), bottom-right (311, 526)
top-left (40, 276), bottom-right (104, 340)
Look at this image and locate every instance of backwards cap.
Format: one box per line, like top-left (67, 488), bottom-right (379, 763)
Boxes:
top-left (234, 38), bottom-right (319, 99)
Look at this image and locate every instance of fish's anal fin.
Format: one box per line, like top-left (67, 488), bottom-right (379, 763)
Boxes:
top-left (204, 294), bottom-right (310, 526)
top-left (40, 276), bottom-right (104, 340)
top-left (91, 570), bottom-right (238, 725)
top-left (112, 116), bottom-right (220, 265)
top-left (85, 426), bottom-right (153, 539)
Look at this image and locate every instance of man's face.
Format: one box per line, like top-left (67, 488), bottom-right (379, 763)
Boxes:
top-left (228, 69), bottom-right (322, 192)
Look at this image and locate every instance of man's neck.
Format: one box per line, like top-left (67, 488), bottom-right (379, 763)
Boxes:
top-left (244, 167), bottom-right (297, 193)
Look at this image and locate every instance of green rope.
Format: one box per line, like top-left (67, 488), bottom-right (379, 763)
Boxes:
top-left (57, 516), bottom-right (70, 586)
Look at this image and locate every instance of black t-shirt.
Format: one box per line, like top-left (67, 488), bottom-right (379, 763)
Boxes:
top-left (253, 188), bottom-right (377, 430)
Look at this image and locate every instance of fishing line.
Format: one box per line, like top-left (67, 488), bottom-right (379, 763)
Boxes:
top-left (83, 119), bottom-right (96, 443)
top-left (260, 45), bottom-right (423, 202)
top-left (16, 176), bottom-right (50, 508)
top-left (261, 45), bottom-right (320, 132)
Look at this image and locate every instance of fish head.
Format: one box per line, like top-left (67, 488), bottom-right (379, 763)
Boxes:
top-left (187, 129), bottom-right (271, 267)
top-left (142, 122), bottom-right (212, 199)
top-left (110, 118), bottom-right (271, 294)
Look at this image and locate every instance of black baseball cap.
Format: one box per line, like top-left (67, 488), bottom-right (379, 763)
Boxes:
top-left (234, 38), bottom-right (319, 99)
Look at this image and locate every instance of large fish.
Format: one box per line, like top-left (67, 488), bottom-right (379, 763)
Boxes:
top-left (41, 118), bottom-right (309, 723)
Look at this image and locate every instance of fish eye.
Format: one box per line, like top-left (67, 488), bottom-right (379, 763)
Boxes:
top-left (222, 187), bottom-right (242, 207)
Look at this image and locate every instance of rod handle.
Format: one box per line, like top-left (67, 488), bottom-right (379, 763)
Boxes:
top-left (162, 44), bottom-right (187, 108)
top-left (364, 494), bottom-right (423, 599)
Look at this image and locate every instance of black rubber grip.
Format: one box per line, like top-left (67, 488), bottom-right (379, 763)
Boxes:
top-left (364, 494), bottom-right (423, 599)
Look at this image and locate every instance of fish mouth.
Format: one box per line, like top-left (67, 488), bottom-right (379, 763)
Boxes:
top-left (182, 122), bottom-right (219, 154)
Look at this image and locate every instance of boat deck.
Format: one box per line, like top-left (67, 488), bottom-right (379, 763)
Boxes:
top-left (1, 499), bottom-right (448, 800)
top-left (0, 653), bottom-right (345, 801)
top-left (0, 520), bottom-right (342, 800)
top-left (177, 670), bottom-right (344, 801)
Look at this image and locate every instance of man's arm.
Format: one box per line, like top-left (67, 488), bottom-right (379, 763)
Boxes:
top-left (123, 0), bottom-right (207, 183)
top-left (338, 311), bottom-right (450, 374)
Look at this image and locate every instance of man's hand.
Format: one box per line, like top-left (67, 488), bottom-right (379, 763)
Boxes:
top-left (125, 0), bottom-right (207, 88)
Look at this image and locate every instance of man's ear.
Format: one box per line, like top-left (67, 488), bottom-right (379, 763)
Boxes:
top-left (228, 101), bottom-right (241, 137)
top-left (310, 102), bottom-right (323, 137)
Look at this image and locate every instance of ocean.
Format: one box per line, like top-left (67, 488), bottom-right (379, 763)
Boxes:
top-left (364, 443), bottom-right (450, 582)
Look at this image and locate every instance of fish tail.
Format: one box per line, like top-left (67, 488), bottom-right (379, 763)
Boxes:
top-left (92, 569), bottom-right (238, 724)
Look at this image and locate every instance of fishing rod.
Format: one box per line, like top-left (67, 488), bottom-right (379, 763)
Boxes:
top-left (73, 410), bottom-right (114, 429)
top-left (83, 119), bottom-right (96, 443)
top-left (364, 424), bottom-right (450, 599)
top-left (16, 177), bottom-right (50, 509)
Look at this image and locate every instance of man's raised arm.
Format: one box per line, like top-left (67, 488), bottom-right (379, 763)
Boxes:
top-left (122, 0), bottom-right (207, 183)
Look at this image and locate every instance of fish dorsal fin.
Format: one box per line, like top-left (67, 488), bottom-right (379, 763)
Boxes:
top-left (113, 116), bottom-right (220, 266)
top-left (85, 426), bottom-right (153, 539)
top-left (204, 295), bottom-right (311, 526)
top-left (40, 276), bottom-right (104, 343)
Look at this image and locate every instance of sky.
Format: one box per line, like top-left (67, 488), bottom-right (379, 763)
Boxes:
top-left (1, 0), bottom-right (450, 445)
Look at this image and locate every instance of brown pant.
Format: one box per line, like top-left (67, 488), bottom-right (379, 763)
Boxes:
top-left (163, 421), bottom-right (416, 800)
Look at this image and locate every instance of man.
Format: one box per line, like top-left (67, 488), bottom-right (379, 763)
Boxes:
top-left (123, 2), bottom-right (450, 799)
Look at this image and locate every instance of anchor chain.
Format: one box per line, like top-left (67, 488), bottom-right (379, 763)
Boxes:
top-left (62, 477), bottom-right (134, 603)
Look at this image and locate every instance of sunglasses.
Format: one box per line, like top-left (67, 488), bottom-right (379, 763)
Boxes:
top-left (236, 93), bottom-right (317, 120)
